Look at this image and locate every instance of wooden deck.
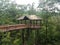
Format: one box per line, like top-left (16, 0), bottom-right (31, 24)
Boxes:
top-left (0, 24), bottom-right (40, 32)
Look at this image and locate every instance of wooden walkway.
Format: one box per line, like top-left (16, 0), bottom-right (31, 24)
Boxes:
top-left (0, 24), bottom-right (40, 32)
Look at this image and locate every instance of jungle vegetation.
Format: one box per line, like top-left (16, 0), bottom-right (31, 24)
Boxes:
top-left (0, 0), bottom-right (60, 45)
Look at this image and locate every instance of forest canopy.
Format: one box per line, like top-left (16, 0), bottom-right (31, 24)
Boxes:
top-left (0, 0), bottom-right (60, 45)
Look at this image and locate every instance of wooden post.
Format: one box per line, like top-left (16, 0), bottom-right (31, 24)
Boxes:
top-left (29, 20), bottom-right (31, 28)
top-left (21, 20), bottom-right (25, 45)
top-left (34, 20), bottom-right (35, 28)
top-left (22, 29), bottom-right (25, 45)
top-left (35, 20), bottom-right (40, 45)
top-left (25, 20), bottom-right (26, 24)
top-left (40, 20), bottom-right (42, 26)
top-left (35, 20), bottom-right (37, 45)
top-left (27, 20), bottom-right (31, 41)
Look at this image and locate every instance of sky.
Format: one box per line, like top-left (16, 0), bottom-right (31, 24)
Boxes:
top-left (15, 0), bottom-right (60, 10)
top-left (15, 0), bottom-right (39, 8)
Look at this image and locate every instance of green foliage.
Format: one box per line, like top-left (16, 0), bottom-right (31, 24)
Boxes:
top-left (0, 0), bottom-right (60, 45)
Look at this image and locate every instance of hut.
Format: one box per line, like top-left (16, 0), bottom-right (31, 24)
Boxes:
top-left (17, 15), bottom-right (42, 29)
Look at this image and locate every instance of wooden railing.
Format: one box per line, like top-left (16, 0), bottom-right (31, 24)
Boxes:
top-left (0, 24), bottom-right (40, 32)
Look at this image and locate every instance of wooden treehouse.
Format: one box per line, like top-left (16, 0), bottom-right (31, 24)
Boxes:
top-left (0, 15), bottom-right (42, 32)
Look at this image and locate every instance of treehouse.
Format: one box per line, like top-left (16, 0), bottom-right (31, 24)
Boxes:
top-left (17, 15), bottom-right (42, 29)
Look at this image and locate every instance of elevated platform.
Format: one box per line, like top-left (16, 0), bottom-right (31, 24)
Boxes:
top-left (0, 24), bottom-right (41, 32)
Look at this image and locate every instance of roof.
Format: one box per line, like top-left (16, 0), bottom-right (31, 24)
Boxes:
top-left (17, 15), bottom-right (42, 20)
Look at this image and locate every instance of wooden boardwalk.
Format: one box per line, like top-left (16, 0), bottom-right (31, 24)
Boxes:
top-left (0, 24), bottom-right (40, 32)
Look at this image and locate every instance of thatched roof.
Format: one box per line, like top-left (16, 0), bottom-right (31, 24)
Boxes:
top-left (17, 15), bottom-right (42, 20)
